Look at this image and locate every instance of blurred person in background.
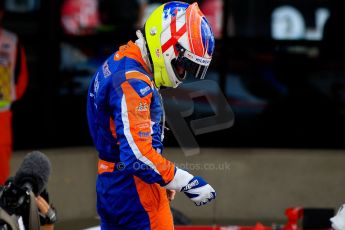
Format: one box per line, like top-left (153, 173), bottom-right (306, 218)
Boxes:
top-left (0, 1), bottom-right (29, 185)
top-left (60, 0), bottom-right (101, 36)
top-left (98, 0), bottom-right (148, 34)
top-left (86, 1), bottom-right (216, 229)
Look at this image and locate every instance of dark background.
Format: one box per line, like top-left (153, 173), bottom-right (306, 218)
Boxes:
top-left (4, 0), bottom-right (345, 150)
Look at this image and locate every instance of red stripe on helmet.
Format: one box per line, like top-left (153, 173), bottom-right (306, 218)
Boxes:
top-left (161, 10), bottom-right (187, 53)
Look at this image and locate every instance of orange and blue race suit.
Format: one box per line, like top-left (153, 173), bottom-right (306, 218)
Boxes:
top-left (0, 29), bottom-right (28, 185)
top-left (86, 41), bottom-right (176, 229)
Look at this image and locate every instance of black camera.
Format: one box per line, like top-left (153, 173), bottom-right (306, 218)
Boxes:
top-left (0, 179), bottom-right (31, 215)
top-left (0, 179), bottom-right (32, 230)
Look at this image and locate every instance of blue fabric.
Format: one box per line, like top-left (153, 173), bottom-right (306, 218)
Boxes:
top-left (86, 45), bottom-right (168, 228)
top-left (96, 171), bottom-right (150, 229)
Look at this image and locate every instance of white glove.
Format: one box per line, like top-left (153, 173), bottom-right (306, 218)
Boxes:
top-left (181, 176), bottom-right (216, 206)
top-left (331, 204), bottom-right (345, 230)
top-left (164, 168), bottom-right (216, 206)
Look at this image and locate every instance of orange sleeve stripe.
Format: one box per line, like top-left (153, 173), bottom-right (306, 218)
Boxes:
top-left (140, 148), bottom-right (175, 183)
top-left (121, 81), bottom-right (153, 154)
top-left (121, 81), bottom-right (175, 183)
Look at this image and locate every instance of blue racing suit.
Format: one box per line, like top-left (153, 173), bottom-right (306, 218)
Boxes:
top-left (86, 41), bottom-right (176, 230)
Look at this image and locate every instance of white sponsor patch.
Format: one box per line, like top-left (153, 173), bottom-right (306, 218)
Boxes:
top-left (184, 179), bottom-right (199, 191)
top-left (140, 86), bottom-right (151, 95)
top-left (102, 62), bottom-right (111, 77)
top-left (184, 50), bottom-right (211, 66)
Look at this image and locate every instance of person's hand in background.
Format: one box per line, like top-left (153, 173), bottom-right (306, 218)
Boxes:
top-left (36, 195), bottom-right (56, 230)
top-left (36, 196), bottom-right (50, 216)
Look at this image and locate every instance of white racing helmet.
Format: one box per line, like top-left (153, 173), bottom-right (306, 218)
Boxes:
top-left (144, 1), bottom-right (215, 88)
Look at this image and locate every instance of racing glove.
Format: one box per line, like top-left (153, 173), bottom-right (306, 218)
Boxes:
top-left (164, 167), bottom-right (216, 206)
top-left (330, 204), bottom-right (345, 230)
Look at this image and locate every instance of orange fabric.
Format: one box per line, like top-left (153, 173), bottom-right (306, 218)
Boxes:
top-left (121, 81), bottom-right (152, 152)
top-left (121, 81), bottom-right (175, 184)
top-left (0, 144), bottom-right (11, 185)
top-left (141, 150), bottom-right (175, 184)
top-left (109, 117), bottom-right (117, 139)
top-left (0, 111), bottom-right (13, 185)
top-left (98, 159), bottom-right (115, 174)
top-left (133, 176), bottom-right (174, 230)
top-left (126, 71), bottom-right (152, 86)
top-left (186, 3), bottom-right (204, 56)
top-left (15, 46), bottom-right (28, 100)
top-left (0, 111), bottom-right (13, 145)
top-left (114, 41), bottom-right (152, 74)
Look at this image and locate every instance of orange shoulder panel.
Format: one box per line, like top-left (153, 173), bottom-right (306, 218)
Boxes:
top-left (114, 41), bottom-right (152, 74)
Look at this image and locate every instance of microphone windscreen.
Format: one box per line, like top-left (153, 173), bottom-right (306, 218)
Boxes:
top-left (14, 151), bottom-right (51, 195)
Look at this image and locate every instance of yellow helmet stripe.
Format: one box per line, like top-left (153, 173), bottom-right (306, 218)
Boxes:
top-left (145, 4), bottom-right (173, 87)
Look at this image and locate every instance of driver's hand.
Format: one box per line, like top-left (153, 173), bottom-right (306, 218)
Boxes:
top-left (167, 189), bottom-right (176, 201)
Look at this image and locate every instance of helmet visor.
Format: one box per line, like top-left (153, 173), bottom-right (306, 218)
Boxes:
top-left (174, 44), bottom-right (212, 80)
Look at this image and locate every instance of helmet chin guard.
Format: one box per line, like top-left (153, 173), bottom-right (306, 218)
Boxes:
top-left (144, 1), bottom-right (215, 88)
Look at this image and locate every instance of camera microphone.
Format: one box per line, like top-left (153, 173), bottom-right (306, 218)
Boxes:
top-left (13, 151), bottom-right (51, 196)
